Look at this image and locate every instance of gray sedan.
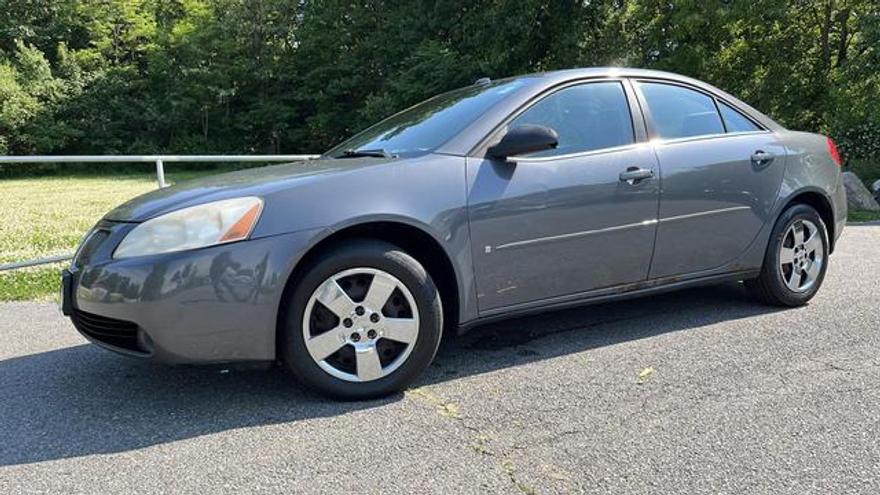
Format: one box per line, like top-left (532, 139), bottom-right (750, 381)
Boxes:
top-left (62, 68), bottom-right (847, 399)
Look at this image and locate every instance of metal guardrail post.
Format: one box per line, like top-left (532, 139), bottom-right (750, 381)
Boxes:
top-left (155, 158), bottom-right (167, 188)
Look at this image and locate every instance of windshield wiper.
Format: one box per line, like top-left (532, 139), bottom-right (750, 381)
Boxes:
top-left (337, 148), bottom-right (394, 159)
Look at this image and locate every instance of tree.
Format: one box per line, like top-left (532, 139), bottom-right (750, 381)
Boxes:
top-left (0, 0), bottom-right (876, 166)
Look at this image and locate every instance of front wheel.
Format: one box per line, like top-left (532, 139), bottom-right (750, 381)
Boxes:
top-left (280, 239), bottom-right (443, 400)
top-left (745, 203), bottom-right (829, 306)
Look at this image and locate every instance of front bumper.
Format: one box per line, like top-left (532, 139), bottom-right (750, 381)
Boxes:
top-left (64, 220), bottom-right (323, 364)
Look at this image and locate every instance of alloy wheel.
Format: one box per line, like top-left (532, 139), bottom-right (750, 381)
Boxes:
top-left (779, 219), bottom-right (824, 293)
top-left (302, 267), bottom-right (420, 382)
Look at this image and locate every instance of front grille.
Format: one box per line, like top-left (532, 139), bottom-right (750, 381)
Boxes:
top-left (71, 309), bottom-right (147, 354)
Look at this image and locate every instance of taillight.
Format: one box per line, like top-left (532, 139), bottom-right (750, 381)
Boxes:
top-left (826, 136), bottom-right (843, 166)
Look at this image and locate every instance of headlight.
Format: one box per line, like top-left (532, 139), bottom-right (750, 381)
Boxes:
top-left (113, 197), bottom-right (263, 259)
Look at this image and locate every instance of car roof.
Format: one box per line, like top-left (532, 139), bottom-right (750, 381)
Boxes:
top-left (510, 67), bottom-right (721, 91)
top-left (528, 66), bottom-right (690, 80)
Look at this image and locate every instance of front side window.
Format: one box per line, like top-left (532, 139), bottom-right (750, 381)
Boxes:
top-left (639, 82), bottom-right (724, 139)
top-left (719, 102), bottom-right (761, 133)
top-left (510, 81), bottom-right (635, 157)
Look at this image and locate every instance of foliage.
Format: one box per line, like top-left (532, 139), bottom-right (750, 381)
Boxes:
top-left (0, 0), bottom-right (878, 171)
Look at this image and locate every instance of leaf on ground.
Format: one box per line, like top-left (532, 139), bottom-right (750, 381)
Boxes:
top-left (637, 366), bottom-right (655, 383)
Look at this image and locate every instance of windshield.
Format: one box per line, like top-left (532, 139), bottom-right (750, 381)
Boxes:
top-left (327, 79), bottom-right (531, 157)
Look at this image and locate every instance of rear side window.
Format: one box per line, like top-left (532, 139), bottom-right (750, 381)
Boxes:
top-left (719, 102), bottom-right (761, 133)
top-left (511, 81), bottom-right (634, 157)
top-left (638, 82), bottom-right (724, 139)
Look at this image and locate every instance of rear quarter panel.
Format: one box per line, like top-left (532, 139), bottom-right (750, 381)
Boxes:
top-left (776, 131), bottom-right (846, 244)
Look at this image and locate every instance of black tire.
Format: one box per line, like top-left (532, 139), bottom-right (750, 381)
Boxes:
top-left (745, 203), bottom-right (829, 306)
top-left (280, 239), bottom-right (443, 400)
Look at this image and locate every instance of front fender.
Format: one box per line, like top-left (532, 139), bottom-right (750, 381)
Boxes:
top-left (258, 153), bottom-right (478, 329)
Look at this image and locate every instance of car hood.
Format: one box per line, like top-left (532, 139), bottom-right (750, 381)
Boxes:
top-left (104, 157), bottom-right (391, 222)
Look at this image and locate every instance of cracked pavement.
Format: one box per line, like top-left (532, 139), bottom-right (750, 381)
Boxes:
top-left (1, 225), bottom-right (878, 494)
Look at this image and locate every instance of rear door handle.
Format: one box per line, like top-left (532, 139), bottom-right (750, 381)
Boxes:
top-left (751, 150), bottom-right (775, 166)
top-left (619, 167), bottom-right (654, 185)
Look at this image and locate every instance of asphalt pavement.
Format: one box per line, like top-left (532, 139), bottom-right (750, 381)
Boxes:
top-left (1, 225), bottom-right (878, 494)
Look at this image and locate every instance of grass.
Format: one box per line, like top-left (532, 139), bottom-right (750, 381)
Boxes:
top-left (0, 168), bottom-right (235, 302)
top-left (848, 209), bottom-right (880, 223)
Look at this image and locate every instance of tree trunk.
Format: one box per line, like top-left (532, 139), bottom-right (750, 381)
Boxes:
top-left (819, 0), bottom-right (833, 74)
top-left (836, 8), bottom-right (851, 67)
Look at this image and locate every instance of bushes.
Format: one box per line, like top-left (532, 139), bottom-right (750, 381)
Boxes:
top-left (0, 1), bottom-right (878, 166)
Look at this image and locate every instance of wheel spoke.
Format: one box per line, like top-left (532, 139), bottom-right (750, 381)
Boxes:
top-left (804, 231), bottom-right (822, 256)
top-left (381, 317), bottom-right (419, 344)
top-left (315, 279), bottom-right (355, 318)
top-left (306, 327), bottom-right (347, 361)
top-left (792, 222), bottom-right (805, 245)
top-left (355, 345), bottom-right (383, 381)
top-left (363, 273), bottom-right (398, 311)
top-left (779, 246), bottom-right (795, 264)
top-left (785, 267), bottom-right (801, 291)
top-left (805, 259), bottom-right (821, 284)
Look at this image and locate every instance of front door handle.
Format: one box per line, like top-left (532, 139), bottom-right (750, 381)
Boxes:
top-left (751, 150), bottom-right (775, 166)
top-left (619, 167), bottom-right (654, 185)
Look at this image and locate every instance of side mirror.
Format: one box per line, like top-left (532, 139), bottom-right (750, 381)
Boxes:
top-left (487, 124), bottom-right (559, 160)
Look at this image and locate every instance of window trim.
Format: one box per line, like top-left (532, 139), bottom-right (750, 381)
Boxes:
top-left (643, 130), bottom-right (772, 148)
top-left (512, 142), bottom-right (645, 163)
top-left (470, 78), bottom-right (645, 159)
top-left (632, 78), bottom-right (769, 144)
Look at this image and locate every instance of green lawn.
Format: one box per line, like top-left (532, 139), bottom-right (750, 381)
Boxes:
top-left (0, 169), bottom-right (229, 302)
top-left (848, 209), bottom-right (880, 223)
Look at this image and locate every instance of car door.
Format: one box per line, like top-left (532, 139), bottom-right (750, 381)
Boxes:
top-left (634, 80), bottom-right (787, 279)
top-left (466, 80), bottom-right (660, 312)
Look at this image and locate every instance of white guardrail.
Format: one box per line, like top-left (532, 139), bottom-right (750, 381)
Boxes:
top-left (0, 154), bottom-right (320, 271)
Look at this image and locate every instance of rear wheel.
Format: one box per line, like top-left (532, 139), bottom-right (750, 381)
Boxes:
top-left (280, 239), bottom-right (442, 399)
top-left (745, 203), bottom-right (829, 306)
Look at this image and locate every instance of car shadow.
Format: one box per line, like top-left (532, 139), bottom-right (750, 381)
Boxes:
top-left (0, 282), bottom-right (780, 466)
